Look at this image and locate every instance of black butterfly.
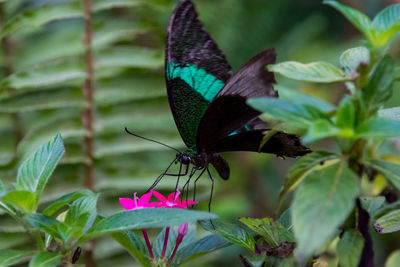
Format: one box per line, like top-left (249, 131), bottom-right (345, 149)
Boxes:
top-left (129, 0), bottom-right (309, 193)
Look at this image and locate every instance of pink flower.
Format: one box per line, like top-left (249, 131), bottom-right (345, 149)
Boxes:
top-left (119, 192), bottom-right (162, 210)
top-left (178, 223), bottom-right (188, 235)
top-left (151, 189), bottom-right (197, 208)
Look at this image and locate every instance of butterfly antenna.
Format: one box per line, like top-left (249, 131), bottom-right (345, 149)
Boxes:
top-left (125, 127), bottom-right (181, 153)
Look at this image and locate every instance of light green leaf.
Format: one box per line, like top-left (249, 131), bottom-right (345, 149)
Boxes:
top-left (239, 217), bottom-right (294, 247)
top-left (0, 181), bottom-right (5, 197)
top-left (356, 117), bottom-right (400, 139)
top-left (276, 85), bottom-right (335, 113)
top-left (111, 231), bottom-right (150, 267)
top-left (248, 98), bottom-right (325, 128)
top-left (83, 208), bottom-right (217, 239)
top-left (366, 160), bottom-right (400, 191)
top-left (360, 197), bottom-right (386, 216)
top-left (279, 151), bottom-right (339, 201)
top-left (324, 1), bottom-right (374, 43)
top-left (337, 229), bottom-right (364, 267)
top-left (96, 47), bottom-right (163, 69)
top-left (0, 249), bottom-right (34, 267)
top-left (336, 96), bottom-right (356, 129)
top-left (372, 4), bottom-right (400, 46)
top-left (200, 220), bottom-right (255, 253)
top-left (16, 134), bottom-right (65, 198)
top-left (1, 2), bottom-right (83, 38)
top-left (339, 47), bottom-right (370, 75)
top-left (292, 161), bottom-right (359, 261)
top-left (385, 250), bottom-right (400, 267)
top-left (43, 190), bottom-right (93, 216)
top-left (374, 209), bottom-right (400, 233)
top-left (172, 234), bottom-right (229, 265)
top-left (1, 190), bottom-right (37, 213)
top-left (93, 0), bottom-right (146, 12)
top-left (303, 119), bottom-right (340, 144)
top-left (29, 251), bottom-right (62, 267)
top-left (268, 61), bottom-right (348, 83)
top-left (23, 213), bottom-right (65, 239)
top-left (379, 107), bottom-right (400, 121)
top-left (0, 88), bottom-right (87, 113)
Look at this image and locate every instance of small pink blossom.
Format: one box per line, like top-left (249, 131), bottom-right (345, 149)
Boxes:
top-left (119, 191), bottom-right (162, 210)
top-left (178, 222), bottom-right (188, 235)
top-left (151, 189), bottom-right (197, 208)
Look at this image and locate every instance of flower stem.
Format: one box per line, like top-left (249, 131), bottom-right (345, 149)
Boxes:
top-left (142, 229), bottom-right (155, 260)
top-left (161, 227), bottom-right (170, 259)
top-left (167, 235), bottom-right (183, 264)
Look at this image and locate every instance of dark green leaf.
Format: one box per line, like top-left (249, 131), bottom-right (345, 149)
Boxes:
top-left (0, 180), bottom-right (5, 197)
top-left (374, 209), bottom-right (400, 233)
top-left (239, 217), bottom-right (294, 247)
top-left (93, 0), bottom-right (147, 12)
top-left (366, 160), bottom-right (400, 191)
top-left (23, 213), bottom-right (65, 239)
top-left (111, 231), bottom-right (150, 267)
top-left (96, 47), bottom-right (163, 69)
top-left (268, 61), bottom-right (348, 83)
top-left (292, 161), bottom-right (359, 261)
top-left (372, 4), bottom-right (400, 46)
top-left (200, 220), bottom-right (255, 253)
top-left (172, 234), bottom-right (230, 265)
top-left (360, 197), bottom-right (386, 216)
top-left (280, 151), bottom-right (339, 200)
top-left (243, 254), bottom-right (266, 267)
top-left (28, 251), bottom-right (62, 267)
top-left (1, 190), bottom-right (37, 213)
top-left (43, 190), bottom-right (92, 216)
top-left (83, 208), bottom-right (217, 239)
top-left (0, 249), bottom-right (34, 267)
top-left (302, 119), bottom-right (340, 144)
top-left (356, 117), bottom-right (400, 139)
top-left (15, 134), bottom-right (65, 198)
top-left (337, 229), bottom-right (364, 267)
top-left (324, 1), bottom-right (374, 43)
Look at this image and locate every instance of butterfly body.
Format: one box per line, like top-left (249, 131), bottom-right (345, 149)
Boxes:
top-left (165, 0), bottom-right (309, 181)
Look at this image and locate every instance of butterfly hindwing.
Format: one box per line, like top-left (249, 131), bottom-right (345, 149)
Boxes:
top-left (166, 0), bottom-right (231, 150)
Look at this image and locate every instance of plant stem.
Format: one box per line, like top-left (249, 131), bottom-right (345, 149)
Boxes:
top-left (167, 234), bottom-right (183, 264)
top-left (161, 227), bottom-right (170, 259)
top-left (82, 0), bottom-right (95, 190)
top-left (35, 231), bottom-right (46, 250)
top-left (142, 229), bottom-right (155, 260)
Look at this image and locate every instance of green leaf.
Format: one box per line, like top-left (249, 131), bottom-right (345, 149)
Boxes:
top-left (96, 47), bottom-right (163, 69)
top-left (1, 2), bottom-right (83, 38)
top-left (336, 96), bottom-right (356, 129)
top-left (379, 107), bottom-right (400, 121)
top-left (374, 209), bottom-right (400, 233)
top-left (93, 0), bottom-right (147, 12)
top-left (248, 98), bottom-right (324, 128)
top-left (268, 61), bottom-right (348, 83)
top-left (23, 213), bottom-right (64, 239)
top-left (83, 208), bottom-right (217, 239)
top-left (172, 234), bottom-right (229, 265)
top-left (200, 220), bottom-right (255, 253)
top-left (372, 4), bottom-right (400, 46)
top-left (0, 88), bottom-right (87, 113)
top-left (302, 119), bottom-right (340, 144)
top-left (0, 249), bottom-right (34, 267)
top-left (276, 85), bottom-right (335, 113)
top-left (29, 251), bottom-right (62, 267)
top-left (385, 250), bottom-right (400, 267)
top-left (339, 47), bottom-right (370, 75)
top-left (366, 160), bottom-right (400, 191)
top-left (360, 197), bottom-right (386, 216)
top-left (1, 190), bottom-right (37, 213)
top-left (279, 151), bottom-right (339, 200)
top-left (0, 181), bottom-right (5, 197)
top-left (243, 254), bottom-right (266, 267)
top-left (361, 56), bottom-right (395, 114)
top-left (324, 1), bottom-right (374, 43)
top-left (239, 217), bottom-right (294, 247)
top-left (43, 190), bottom-right (92, 216)
top-left (111, 231), bottom-right (150, 267)
top-left (16, 134), bottom-right (65, 199)
top-left (356, 117), bottom-right (400, 139)
top-left (337, 229), bottom-right (364, 267)
top-left (292, 161), bottom-right (359, 261)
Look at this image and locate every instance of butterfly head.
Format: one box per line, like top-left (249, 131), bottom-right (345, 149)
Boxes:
top-left (176, 152), bottom-right (191, 165)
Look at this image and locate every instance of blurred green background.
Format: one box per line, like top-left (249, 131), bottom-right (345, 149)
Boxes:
top-left (0, 0), bottom-right (399, 266)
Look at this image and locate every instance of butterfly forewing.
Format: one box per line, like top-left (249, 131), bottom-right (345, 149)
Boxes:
top-left (166, 0), bottom-right (231, 151)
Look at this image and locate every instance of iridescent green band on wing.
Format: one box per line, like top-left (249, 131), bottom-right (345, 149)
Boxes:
top-left (167, 63), bottom-right (225, 102)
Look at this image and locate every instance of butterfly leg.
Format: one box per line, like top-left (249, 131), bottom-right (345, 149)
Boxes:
top-left (193, 168), bottom-right (207, 203)
top-left (147, 158), bottom-right (177, 192)
top-left (182, 167), bottom-right (197, 207)
top-left (206, 168), bottom-right (214, 213)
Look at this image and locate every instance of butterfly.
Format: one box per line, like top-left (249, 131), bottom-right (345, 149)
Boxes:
top-left (133, 0), bottom-right (309, 193)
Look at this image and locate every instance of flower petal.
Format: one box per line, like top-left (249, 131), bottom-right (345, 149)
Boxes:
top-left (119, 198), bottom-right (137, 210)
top-left (178, 223), bottom-right (188, 235)
top-left (151, 190), bottom-right (167, 202)
top-left (138, 191), bottom-right (153, 207)
top-left (180, 200), bottom-right (198, 207)
top-left (147, 202), bottom-right (164, 208)
top-left (168, 189), bottom-right (180, 203)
